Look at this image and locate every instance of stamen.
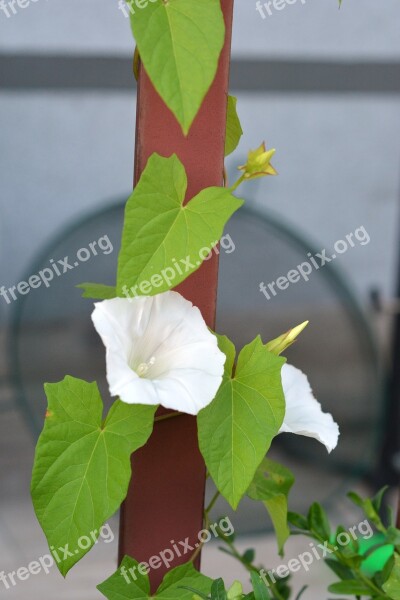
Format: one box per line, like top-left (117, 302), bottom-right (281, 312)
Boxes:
top-left (136, 356), bottom-right (156, 377)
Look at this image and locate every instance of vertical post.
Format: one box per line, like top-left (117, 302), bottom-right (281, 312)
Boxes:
top-left (118, 0), bottom-right (235, 591)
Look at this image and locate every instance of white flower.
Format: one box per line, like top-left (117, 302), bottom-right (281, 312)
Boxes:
top-left (279, 364), bottom-right (340, 453)
top-left (91, 292), bottom-right (226, 415)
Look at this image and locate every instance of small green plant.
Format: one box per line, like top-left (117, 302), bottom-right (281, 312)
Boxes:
top-left (185, 488), bottom-right (400, 599)
top-left (287, 488), bottom-right (399, 599)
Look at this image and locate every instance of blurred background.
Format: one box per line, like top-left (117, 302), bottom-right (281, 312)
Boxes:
top-left (1, 0), bottom-right (400, 598)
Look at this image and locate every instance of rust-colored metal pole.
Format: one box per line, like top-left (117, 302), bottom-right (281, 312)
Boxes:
top-left (118, 0), bottom-right (234, 590)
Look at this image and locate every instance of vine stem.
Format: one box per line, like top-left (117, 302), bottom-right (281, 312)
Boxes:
top-left (190, 486), bottom-right (288, 600)
top-left (294, 585), bottom-right (307, 600)
top-left (230, 173), bottom-right (245, 192)
top-left (223, 165), bottom-right (229, 188)
top-left (205, 489), bottom-right (221, 515)
top-left (190, 490), bottom-right (221, 563)
top-left (221, 535), bottom-right (286, 600)
top-left (154, 411), bottom-right (182, 423)
top-left (355, 568), bottom-right (390, 598)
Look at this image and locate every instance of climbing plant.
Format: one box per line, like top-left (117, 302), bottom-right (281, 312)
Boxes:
top-left (30, 1), bottom-right (398, 598)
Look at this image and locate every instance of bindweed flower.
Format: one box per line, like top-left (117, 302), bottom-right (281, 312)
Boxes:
top-left (280, 364), bottom-right (339, 453)
top-left (238, 142), bottom-right (277, 180)
top-left (91, 292), bottom-right (226, 415)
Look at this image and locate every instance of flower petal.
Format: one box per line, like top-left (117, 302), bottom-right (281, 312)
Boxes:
top-left (91, 292), bottom-right (225, 415)
top-left (279, 364), bottom-right (340, 453)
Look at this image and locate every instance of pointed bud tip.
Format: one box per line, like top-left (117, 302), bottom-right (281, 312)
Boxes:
top-left (265, 320), bottom-right (309, 355)
top-left (289, 320), bottom-right (309, 336)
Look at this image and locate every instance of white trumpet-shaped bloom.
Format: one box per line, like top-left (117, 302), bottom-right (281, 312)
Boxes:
top-left (280, 364), bottom-right (340, 453)
top-left (91, 292), bottom-right (226, 415)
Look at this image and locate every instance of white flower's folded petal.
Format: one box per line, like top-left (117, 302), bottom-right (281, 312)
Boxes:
top-left (279, 364), bottom-right (340, 453)
top-left (91, 292), bottom-right (225, 415)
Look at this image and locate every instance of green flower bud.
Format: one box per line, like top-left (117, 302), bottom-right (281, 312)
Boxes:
top-left (238, 142), bottom-right (277, 180)
top-left (265, 321), bottom-right (309, 355)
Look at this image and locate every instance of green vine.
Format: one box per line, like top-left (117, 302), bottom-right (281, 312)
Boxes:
top-left (27, 2), bottom-right (397, 600)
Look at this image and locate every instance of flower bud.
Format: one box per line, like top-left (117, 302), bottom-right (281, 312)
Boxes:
top-left (238, 142), bottom-right (277, 180)
top-left (265, 321), bottom-right (309, 355)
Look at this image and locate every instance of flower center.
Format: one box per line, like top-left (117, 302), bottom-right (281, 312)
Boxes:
top-left (136, 356), bottom-right (156, 377)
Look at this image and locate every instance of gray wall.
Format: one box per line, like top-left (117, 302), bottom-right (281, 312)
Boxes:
top-left (1, 0), bottom-right (400, 323)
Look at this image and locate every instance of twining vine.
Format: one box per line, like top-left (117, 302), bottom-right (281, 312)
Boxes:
top-left (30, 1), bottom-right (398, 598)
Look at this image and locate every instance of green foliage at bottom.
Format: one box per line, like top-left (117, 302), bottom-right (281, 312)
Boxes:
top-left (97, 556), bottom-right (212, 599)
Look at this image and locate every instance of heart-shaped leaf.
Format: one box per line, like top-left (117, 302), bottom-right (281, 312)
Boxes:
top-left (31, 376), bottom-right (156, 576)
top-left (198, 335), bottom-right (286, 509)
top-left (97, 556), bottom-right (212, 599)
top-left (117, 154), bottom-right (242, 297)
top-left (130, 0), bottom-right (225, 134)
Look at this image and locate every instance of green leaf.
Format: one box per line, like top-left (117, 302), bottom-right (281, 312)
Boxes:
top-left (31, 377), bottom-right (156, 576)
top-left (383, 553), bottom-right (400, 599)
top-left (214, 332), bottom-right (236, 379)
top-left (227, 581), bottom-right (244, 600)
top-left (372, 486), bottom-right (389, 513)
top-left (211, 579), bottom-right (227, 600)
top-left (287, 511), bottom-right (309, 531)
top-left (348, 491), bottom-right (385, 533)
top-left (324, 559), bottom-right (354, 582)
top-left (117, 154), bottom-right (243, 297)
top-left (347, 491), bottom-right (364, 508)
top-left (130, 0), bottom-right (225, 135)
top-left (242, 549), bottom-right (256, 565)
top-left (328, 580), bottom-right (371, 595)
top-left (247, 458), bottom-right (294, 555)
top-left (97, 556), bottom-right (212, 599)
top-left (375, 555), bottom-right (395, 587)
top-left (77, 282), bottom-right (116, 299)
top-left (250, 572), bottom-right (271, 600)
top-left (158, 563), bottom-right (211, 598)
top-left (225, 96), bottom-right (243, 157)
top-left (308, 503), bottom-right (331, 541)
top-left (198, 335), bottom-right (286, 509)
top-left (387, 527), bottom-right (400, 546)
